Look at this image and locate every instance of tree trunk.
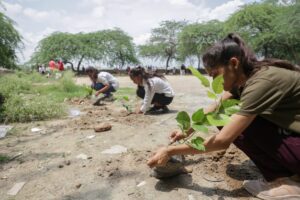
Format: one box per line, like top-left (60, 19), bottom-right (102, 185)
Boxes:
top-left (197, 55), bottom-right (201, 70)
top-left (263, 45), bottom-right (269, 57)
top-left (76, 55), bottom-right (85, 73)
top-left (66, 61), bottom-right (75, 72)
top-left (165, 55), bottom-right (171, 73)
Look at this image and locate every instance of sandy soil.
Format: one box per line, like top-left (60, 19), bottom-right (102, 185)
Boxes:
top-left (0, 75), bottom-right (260, 200)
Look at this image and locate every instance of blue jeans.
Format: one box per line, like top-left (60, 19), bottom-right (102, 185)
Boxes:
top-left (92, 83), bottom-right (116, 96)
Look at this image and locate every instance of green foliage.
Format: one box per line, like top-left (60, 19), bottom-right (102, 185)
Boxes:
top-left (175, 70), bottom-right (240, 151)
top-left (138, 20), bottom-right (187, 70)
top-left (192, 109), bottom-right (205, 123)
top-left (224, 1), bottom-right (300, 63)
top-left (188, 66), bottom-right (210, 87)
top-left (206, 113), bottom-right (231, 127)
top-left (178, 20), bottom-right (224, 68)
top-left (0, 11), bottom-right (22, 69)
top-left (30, 28), bottom-right (138, 70)
top-left (188, 137), bottom-right (205, 151)
top-left (2, 95), bottom-right (63, 122)
top-left (0, 154), bottom-right (10, 164)
top-left (212, 75), bottom-right (224, 94)
top-left (176, 111), bottom-right (191, 133)
top-left (0, 71), bottom-right (89, 122)
top-left (116, 95), bottom-right (132, 113)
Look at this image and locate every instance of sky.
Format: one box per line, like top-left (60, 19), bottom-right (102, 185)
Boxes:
top-left (2, 0), bottom-right (257, 64)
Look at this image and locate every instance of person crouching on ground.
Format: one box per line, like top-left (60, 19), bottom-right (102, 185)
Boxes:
top-left (129, 66), bottom-right (174, 114)
top-left (86, 66), bottom-right (119, 101)
top-left (147, 33), bottom-right (300, 200)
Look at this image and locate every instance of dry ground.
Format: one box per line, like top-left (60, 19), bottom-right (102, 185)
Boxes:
top-left (0, 75), bottom-right (260, 200)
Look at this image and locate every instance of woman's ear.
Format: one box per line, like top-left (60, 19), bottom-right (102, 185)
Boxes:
top-left (229, 57), bottom-right (240, 70)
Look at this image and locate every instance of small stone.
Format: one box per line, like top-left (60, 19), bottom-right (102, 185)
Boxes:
top-left (64, 160), bottom-right (71, 165)
top-left (87, 156), bottom-right (93, 160)
top-left (58, 164), bottom-right (64, 168)
top-left (94, 123), bottom-right (112, 132)
top-left (76, 184), bottom-right (82, 189)
top-left (82, 165), bottom-right (86, 168)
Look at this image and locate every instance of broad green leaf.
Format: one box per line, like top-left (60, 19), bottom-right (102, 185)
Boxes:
top-left (188, 137), bottom-right (205, 151)
top-left (206, 113), bottom-right (231, 126)
top-left (224, 105), bottom-right (240, 115)
top-left (188, 66), bottom-right (210, 87)
top-left (207, 90), bottom-right (217, 99)
top-left (192, 108), bottom-right (205, 123)
top-left (222, 99), bottom-right (240, 108)
top-left (176, 111), bottom-right (191, 131)
top-left (212, 75), bottom-right (224, 94)
top-left (191, 124), bottom-right (208, 133)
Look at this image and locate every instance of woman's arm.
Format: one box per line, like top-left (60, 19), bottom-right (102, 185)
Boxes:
top-left (148, 114), bottom-right (256, 168)
top-left (95, 84), bottom-right (110, 96)
top-left (140, 82), bottom-right (155, 113)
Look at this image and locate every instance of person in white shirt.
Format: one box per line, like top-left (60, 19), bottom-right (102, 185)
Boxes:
top-left (129, 66), bottom-right (174, 114)
top-left (86, 66), bottom-right (119, 100)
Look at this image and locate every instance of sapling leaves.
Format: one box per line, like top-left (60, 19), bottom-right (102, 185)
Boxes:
top-left (188, 137), bottom-right (205, 151)
top-left (222, 99), bottom-right (240, 108)
top-left (176, 111), bottom-right (191, 132)
top-left (191, 124), bottom-right (208, 133)
top-left (117, 96), bottom-right (132, 112)
top-left (175, 71), bottom-right (239, 152)
top-left (207, 90), bottom-right (217, 99)
top-left (212, 75), bottom-right (224, 94)
top-left (224, 105), bottom-right (240, 115)
top-left (188, 66), bottom-right (210, 88)
top-left (192, 108), bottom-right (205, 123)
top-left (122, 96), bottom-right (129, 101)
top-left (206, 113), bottom-right (230, 126)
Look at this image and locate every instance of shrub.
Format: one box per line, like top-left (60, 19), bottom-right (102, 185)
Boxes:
top-left (1, 95), bottom-right (64, 122)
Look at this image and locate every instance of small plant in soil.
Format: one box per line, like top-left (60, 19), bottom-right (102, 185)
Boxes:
top-left (117, 96), bottom-right (133, 113)
top-left (175, 66), bottom-right (240, 151)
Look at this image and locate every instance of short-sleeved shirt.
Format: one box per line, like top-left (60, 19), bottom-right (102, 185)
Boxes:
top-left (237, 66), bottom-right (300, 133)
top-left (97, 72), bottom-right (119, 90)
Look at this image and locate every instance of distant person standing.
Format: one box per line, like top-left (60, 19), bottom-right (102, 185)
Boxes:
top-left (180, 64), bottom-right (186, 75)
top-left (49, 59), bottom-right (56, 71)
top-left (58, 60), bottom-right (64, 71)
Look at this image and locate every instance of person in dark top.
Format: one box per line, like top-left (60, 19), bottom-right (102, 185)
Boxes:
top-left (147, 33), bottom-right (300, 200)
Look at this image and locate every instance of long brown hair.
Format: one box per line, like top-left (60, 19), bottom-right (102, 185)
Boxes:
top-left (202, 33), bottom-right (300, 77)
top-left (129, 66), bottom-right (165, 89)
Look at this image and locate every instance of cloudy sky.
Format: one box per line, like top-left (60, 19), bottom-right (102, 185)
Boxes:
top-left (2, 0), bottom-right (257, 63)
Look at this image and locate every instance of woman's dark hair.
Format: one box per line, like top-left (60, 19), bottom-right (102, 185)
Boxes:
top-left (202, 33), bottom-right (299, 77)
top-left (85, 66), bottom-right (99, 82)
top-left (129, 66), bottom-right (164, 89)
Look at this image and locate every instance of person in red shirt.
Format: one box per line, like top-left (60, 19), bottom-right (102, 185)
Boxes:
top-left (49, 59), bottom-right (56, 71)
top-left (58, 60), bottom-right (64, 71)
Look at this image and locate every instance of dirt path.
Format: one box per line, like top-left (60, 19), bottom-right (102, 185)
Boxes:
top-left (0, 75), bottom-right (260, 200)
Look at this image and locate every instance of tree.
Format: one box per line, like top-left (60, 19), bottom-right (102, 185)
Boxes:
top-left (101, 29), bottom-right (139, 69)
top-left (30, 29), bottom-right (138, 72)
top-left (178, 20), bottom-right (224, 69)
top-left (225, 2), bottom-right (281, 57)
top-left (225, 1), bottom-right (300, 63)
top-left (271, 1), bottom-right (300, 63)
top-left (138, 20), bottom-right (187, 71)
top-left (0, 11), bottom-right (22, 69)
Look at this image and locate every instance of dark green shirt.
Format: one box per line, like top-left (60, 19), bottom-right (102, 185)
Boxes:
top-left (238, 66), bottom-right (300, 133)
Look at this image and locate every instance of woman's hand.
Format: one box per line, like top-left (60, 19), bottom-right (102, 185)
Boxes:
top-left (95, 91), bottom-right (101, 97)
top-left (169, 130), bottom-right (185, 144)
top-left (147, 147), bottom-right (170, 168)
